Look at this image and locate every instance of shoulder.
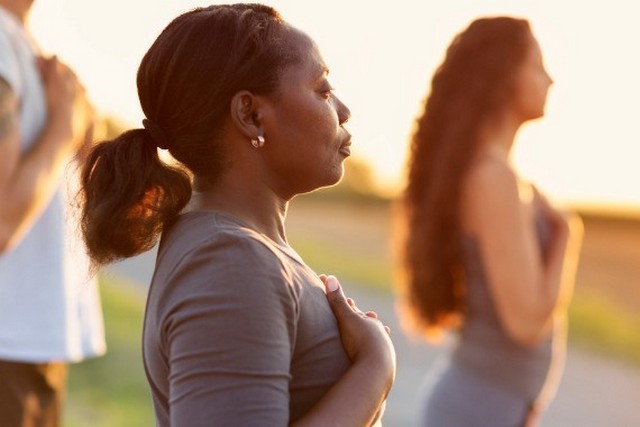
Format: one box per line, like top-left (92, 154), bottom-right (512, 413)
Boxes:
top-left (155, 212), bottom-right (297, 298)
top-left (463, 160), bottom-right (520, 209)
top-left (465, 158), bottom-right (518, 195)
top-left (150, 213), bottom-right (302, 344)
top-left (461, 159), bottom-right (522, 234)
top-left (166, 211), bottom-right (287, 266)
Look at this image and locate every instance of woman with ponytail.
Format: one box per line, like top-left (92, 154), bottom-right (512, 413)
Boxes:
top-left (81, 4), bottom-right (394, 426)
top-left (397, 17), bottom-right (583, 426)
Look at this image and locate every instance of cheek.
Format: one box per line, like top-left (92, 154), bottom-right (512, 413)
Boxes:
top-left (514, 73), bottom-right (548, 113)
top-left (285, 102), bottom-right (338, 149)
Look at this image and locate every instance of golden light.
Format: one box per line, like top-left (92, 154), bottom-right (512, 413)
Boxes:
top-left (29, 0), bottom-right (640, 211)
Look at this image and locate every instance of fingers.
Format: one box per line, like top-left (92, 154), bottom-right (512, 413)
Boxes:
top-left (323, 274), bottom-right (391, 334)
top-left (323, 274), bottom-right (340, 295)
top-left (347, 298), bottom-right (378, 319)
top-left (324, 275), bottom-right (351, 319)
top-left (365, 311), bottom-right (390, 334)
top-left (39, 55), bottom-right (82, 92)
top-left (323, 274), bottom-right (376, 317)
top-left (324, 276), bottom-right (370, 320)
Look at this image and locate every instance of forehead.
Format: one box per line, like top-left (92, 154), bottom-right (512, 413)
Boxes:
top-left (526, 35), bottom-right (542, 58)
top-left (282, 26), bottom-right (328, 81)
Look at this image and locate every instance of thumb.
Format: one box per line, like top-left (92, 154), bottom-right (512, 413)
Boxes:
top-left (324, 275), bottom-right (349, 317)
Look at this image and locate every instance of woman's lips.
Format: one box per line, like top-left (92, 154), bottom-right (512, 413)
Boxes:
top-left (339, 140), bottom-right (352, 157)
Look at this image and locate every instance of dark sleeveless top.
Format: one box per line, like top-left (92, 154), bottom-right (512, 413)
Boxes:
top-left (451, 203), bottom-right (556, 402)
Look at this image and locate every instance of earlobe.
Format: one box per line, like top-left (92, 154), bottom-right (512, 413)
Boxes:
top-left (230, 90), bottom-right (263, 140)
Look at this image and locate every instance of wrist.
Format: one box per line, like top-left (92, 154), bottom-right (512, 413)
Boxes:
top-left (40, 121), bottom-right (76, 160)
top-left (43, 118), bottom-right (73, 143)
top-left (354, 350), bottom-right (396, 390)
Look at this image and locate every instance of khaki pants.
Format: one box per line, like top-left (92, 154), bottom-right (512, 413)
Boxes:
top-left (0, 360), bottom-right (68, 427)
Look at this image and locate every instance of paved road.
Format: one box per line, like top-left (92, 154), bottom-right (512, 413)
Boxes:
top-left (106, 252), bottom-right (640, 427)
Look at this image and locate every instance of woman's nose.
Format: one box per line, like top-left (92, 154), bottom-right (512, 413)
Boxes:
top-left (335, 95), bottom-right (351, 125)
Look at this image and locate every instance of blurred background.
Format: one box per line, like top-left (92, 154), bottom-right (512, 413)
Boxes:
top-left (27, 0), bottom-right (640, 425)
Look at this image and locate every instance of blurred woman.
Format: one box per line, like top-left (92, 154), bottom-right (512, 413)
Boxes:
top-left (397, 17), bottom-right (583, 426)
top-left (79, 4), bottom-right (394, 426)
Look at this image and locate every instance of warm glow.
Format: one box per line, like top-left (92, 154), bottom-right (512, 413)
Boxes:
top-left (29, 0), bottom-right (640, 210)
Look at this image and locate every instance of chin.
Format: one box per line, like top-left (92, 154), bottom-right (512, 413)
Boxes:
top-left (290, 175), bottom-right (340, 199)
top-left (328, 164), bottom-right (346, 186)
top-left (310, 168), bottom-right (345, 193)
top-left (522, 107), bottom-right (546, 122)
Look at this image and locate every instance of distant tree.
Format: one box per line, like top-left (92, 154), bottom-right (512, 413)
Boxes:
top-left (338, 157), bottom-right (377, 194)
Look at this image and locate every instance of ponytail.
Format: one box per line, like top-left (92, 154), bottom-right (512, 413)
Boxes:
top-left (80, 129), bottom-right (191, 266)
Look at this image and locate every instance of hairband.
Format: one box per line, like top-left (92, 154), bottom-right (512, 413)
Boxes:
top-left (142, 118), bottom-right (170, 150)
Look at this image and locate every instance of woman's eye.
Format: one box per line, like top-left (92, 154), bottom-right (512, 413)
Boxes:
top-left (320, 85), bottom-right (335, 99)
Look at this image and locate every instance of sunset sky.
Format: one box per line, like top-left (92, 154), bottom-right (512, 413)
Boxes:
top-left (28, 0), bottom-right (640, 210)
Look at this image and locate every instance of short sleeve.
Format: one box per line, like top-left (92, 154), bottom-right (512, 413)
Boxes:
top-left (161, 234), bottom-right (300, 426)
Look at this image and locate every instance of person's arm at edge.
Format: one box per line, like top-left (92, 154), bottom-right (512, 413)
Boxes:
top-left (0, 59), bottom-right (90, 253)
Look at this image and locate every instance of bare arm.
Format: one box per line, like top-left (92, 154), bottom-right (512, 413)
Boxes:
top-left (0, 57), bottom-right (93, 253)
top-left (462, 162), bottom-right (582, 346)
top-left (292, 276), bottom-right (395, 427)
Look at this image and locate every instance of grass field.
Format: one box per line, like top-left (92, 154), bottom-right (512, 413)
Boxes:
top-left (64, 281), bottom-right (154, 427)
top-left (63, 197), bottom-right (640, 425)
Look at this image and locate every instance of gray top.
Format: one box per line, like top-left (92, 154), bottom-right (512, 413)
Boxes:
top-left (451, 203), bottom-right (557, 402)
top-left (143, 211), bottom-right (352, 426)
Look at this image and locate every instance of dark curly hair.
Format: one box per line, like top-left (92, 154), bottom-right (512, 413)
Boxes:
top-left (397, 17), bottom-right (533, 337)
top-left (80, 4), bottom-right (298, 266)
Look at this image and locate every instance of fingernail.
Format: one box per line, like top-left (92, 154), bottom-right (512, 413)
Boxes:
top-left (326, 275), bottom-right (339, 293)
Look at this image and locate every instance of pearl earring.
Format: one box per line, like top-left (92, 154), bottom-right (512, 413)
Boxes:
top-left (251, 135), bottom-right (265, 148)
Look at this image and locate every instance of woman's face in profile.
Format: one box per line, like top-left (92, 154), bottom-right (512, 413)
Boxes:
top-left (512, 36), bottom-right (554, 121)
top-left (258, 27), bottom-right (352, 197)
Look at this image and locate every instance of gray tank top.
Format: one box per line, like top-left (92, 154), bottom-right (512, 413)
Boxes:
top-left (451, 202), bottom-right (556, 402)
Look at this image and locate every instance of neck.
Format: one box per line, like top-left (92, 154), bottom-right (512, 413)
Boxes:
top-left (478, 110), bottom-right (523, 161)
top-left (0, 1), bottom-right (32, 24)
top-left (188, 173), bottom-right (289, 246)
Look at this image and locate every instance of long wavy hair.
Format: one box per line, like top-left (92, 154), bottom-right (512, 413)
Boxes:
top-left (397, 17), bottom-right (533, 337)
top-left (80, 4), bottom-right (297, 267)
